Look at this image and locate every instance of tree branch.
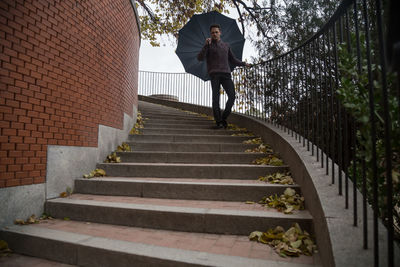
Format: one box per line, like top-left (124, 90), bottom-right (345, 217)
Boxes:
top-left (231, 0), bottom-right (268, 37)
top-left (232, 0), bottom-right (245, 36)
top-left (136, 0), bottom-right (156, 21)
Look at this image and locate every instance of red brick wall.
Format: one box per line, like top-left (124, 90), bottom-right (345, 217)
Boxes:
top-left (0, 0), bottom-right (140, 188)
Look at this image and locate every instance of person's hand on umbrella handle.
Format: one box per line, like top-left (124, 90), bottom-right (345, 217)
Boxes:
top-left (205, 38), bottom-right (212, 45)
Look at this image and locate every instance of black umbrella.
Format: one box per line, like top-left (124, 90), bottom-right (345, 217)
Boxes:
top-left (175, 11), bottom-right (245, 81)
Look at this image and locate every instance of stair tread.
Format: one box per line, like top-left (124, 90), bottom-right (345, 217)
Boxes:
top-left (3, 222), bottom-right (319, 266)
top-left (49, 194), bottom-right (310, 218)
top-left (76, 176), bottom-right (296, 186)
top-left (99, 162), bottom-right (288, 168)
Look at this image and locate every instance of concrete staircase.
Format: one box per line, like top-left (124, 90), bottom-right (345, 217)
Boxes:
top-left (0, 101), bottom-right (320, 266)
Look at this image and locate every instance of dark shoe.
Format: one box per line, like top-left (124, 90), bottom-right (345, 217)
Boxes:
top-left (212, 124), bottom-right (223, 129)
top-left (221, 120), bottom-right (228, 129)
top-left (212, 121), bottom-right (223, 129)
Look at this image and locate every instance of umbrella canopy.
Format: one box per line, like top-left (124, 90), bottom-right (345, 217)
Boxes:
top-left (175, 11), bottom-right (245, 81)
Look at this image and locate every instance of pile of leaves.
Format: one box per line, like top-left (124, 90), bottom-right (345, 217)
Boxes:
top-left (0, 240), bottom-right (12, 257)
top-left (259, 172), bottom-right (294, 185)
top-left (14, 213), bottom-right (53, 225)
top-left (245, 144), bottom-right (274, 154)
top-left (252, 155), bottom-right (284, 166)
top-left (227, 123), bottom-right (248, 132)
top-left (130, 111), bottom-right (146, 135)
top-left (83, 168), bottom-right (106, 178)
top-left (198, 113), bottom-right (214, 120)
top-left (116, 142), bottom-right (131, 152)
top-left (249, 223), bottom-right (317, 257)
top-left (231, 132), bottom-right (255, 137)
top-left (104, 152), bottom-right (121, 163)
top-left (59, 187), bottom-right (73, 198)
top-left (259, 188), bottom-right (304, 214)
top-left (243, 137), bottom-right (262, 145)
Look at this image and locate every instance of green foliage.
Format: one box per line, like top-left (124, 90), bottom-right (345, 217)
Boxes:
top-left (137, 0), bottom-right (229, 46)
top-left (337, 33), bottom-right (400, 235)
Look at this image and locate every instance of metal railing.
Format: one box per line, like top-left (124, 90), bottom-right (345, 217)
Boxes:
top-left (138, 0), bottom-right (399, 265)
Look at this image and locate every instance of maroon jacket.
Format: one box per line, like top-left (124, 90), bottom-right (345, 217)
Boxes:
top-left (197, 39), bottom-right (246, 74)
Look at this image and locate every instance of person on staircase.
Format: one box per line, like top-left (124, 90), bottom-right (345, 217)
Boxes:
top-left (197, 24), bottom-right (251, 129)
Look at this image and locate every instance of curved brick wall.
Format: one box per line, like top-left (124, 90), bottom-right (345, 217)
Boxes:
top-left (0, 0), bottom-right (140, 187)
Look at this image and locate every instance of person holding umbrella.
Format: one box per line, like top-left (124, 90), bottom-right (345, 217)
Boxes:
top-left (197, 24), bottom-right (251, 129)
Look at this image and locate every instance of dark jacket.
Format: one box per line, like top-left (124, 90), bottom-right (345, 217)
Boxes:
top-left (197, 39), bottom-right (246, 74)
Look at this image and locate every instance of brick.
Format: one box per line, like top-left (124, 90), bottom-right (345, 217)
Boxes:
top-left (18, 116), bottom-right (31, 123)
top-left (6, 179), bottom-right (20, 187)
top-left (13, 108), bottom-right (26, 116)
top-left (15, 157), bottom-right (28, 164)
top-left (20, 178), bottom-right (33, 185)
top-left (0, 172), bottom-right (14, 180)
top-left (6, 99), bottom-right (19, 108)
top-left (34, 176), bottom-right (45, 184)
top-left (9, 136), bottom-right (23, 143)
top-left (15, 172), bottom-right (28, 179)
top-left (8, 164), bottom-right (21, 172)
top-left (11, 122), bottom-right (24, 129)
top-left (29, 170), bottom-right (41, 177)
top-left (16, 143), bottom-right (29, 150)
top-left (1, 143), bottom-right (15, 150)
top-left (2, 128), bottom-right (17, 136)
top-left (24, 136), bottom-right (36, 143)
top-left (29, 156), bottom-right (40, 163)
top-left (0, 157), bottom-right (14, 165)
top-left (18, 129), bottom-right (31, 137)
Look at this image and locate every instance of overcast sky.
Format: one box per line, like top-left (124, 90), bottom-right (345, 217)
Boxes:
top-left (138, 9), bottom-right (257, 73)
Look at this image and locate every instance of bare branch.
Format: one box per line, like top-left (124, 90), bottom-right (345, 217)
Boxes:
top-left (231, 0), bottom-right (267, 37)
top-left (136, 0), bottom-right (156, 21)
top-left (232, 0), bottom-right (245, 36)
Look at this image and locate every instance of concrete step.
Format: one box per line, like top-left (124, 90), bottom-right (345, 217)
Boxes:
top-left (140, 128), bottom-right (245, 136)
top-left (117, 151), bottom-right (267, 164)
top-left (144, 114), bottom-right (211, 121)
top-left (128, 134), bottom-right (253, 143)
top-left (143, 122), bottom-right (216, 129)
top-left (96, 162), bottom-right (289, 179)
top-left (127, 142), bottom-right (259, 152)
top-left (143, 118), bottom-right (213, 125)
top-left (74, 177), bottom-right (300, 201)
top-left (44, 194), bottom-right (313, 235)
top-left (0, 222), bottom-right (320, 266)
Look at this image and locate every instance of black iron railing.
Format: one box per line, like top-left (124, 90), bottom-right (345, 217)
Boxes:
top-left (139, 0), bottom-right (399, 265)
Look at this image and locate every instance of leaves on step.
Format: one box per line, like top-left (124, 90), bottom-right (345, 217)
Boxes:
top-left (104, 152), bottom-right (121, 163)
top-left (258, 188), bottom-right (305, 214)
top-left (231, 132), bottom-right (255, 137)
top-left (0, 240), bottom-right (12, 257)
top-left (60, 187), bottom-right (73, 198)
top-left (129, 111), bottom-right (147, 135)
top-left (252, 155), bottom-right (284, 166)
top-left (245, 144), bottom-right (274, 154)
top-left (245, 201), bottom-right (256, 204)
top-left (243, 137), bottom-right (262, 144)
top-left (259, 172), bottom-right (294, 185)
top-left (227, 123), bottom-right (248, 131)
top-left (249, 223), bottom-right (317, 257)
top-left (116, 142), bottom-right (131, 152)
top-left (14, 213), bottom-right (54, 227)
top-left (199, 113), bottom-right (214, 120)
top-left (83, 168), bottom-right (106, 178)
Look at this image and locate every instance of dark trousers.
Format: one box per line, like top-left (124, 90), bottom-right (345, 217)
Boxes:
top-left (210, 73), bottom-right (235, 124)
